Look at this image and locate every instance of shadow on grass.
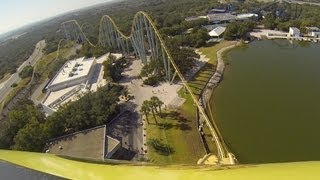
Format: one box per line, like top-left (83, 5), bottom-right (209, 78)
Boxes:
top-left (148, 138), bottom-right (175, 156)
top-left (157, 111), bottom-right (192, 131)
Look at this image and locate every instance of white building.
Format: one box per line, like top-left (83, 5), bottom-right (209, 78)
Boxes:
top-left (46, 57), bottom-right (96, 92)
top-left (289, 27), bottom-right (300, 37)
top-left (209, 26), bottom-right (226, 37)
top-left (42, 57), bottom-right (97, 115)
top-left (306, 27), bottom-right (320, 37)
top-left (236, 13), bottom-right (258, 21)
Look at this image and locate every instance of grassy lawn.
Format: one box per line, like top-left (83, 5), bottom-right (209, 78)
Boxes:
top-left (177, 41), bottom-right (236, 154)
top-left (146, 110), bottom-right (205, 164)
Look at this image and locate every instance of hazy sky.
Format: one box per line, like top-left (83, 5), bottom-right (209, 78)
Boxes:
top-left (0, 0), bottom-right (114, 35)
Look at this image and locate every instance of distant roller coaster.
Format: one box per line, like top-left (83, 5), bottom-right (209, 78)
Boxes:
top-left (60, 11), bottom-right (234, 164)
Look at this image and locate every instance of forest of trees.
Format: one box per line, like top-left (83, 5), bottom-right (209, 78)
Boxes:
top-left (224, 21), bottom-right (256, 40)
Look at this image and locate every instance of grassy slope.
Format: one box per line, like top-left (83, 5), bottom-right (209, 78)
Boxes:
top-left (0, 150), bottom-right (319, 180)
top-left (0, 77), bottom-right (31, 114)
top-left (178, 41), bottom-right (235, 153)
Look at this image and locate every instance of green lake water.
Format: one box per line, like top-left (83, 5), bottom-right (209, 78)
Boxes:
top-left (211, 40), bottom-right (320, 163)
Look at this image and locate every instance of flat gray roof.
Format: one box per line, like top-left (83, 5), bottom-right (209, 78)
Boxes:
top-left (207, 13), bottom-right (236, 22)
top-left (49, 57), bottom-right (95, 87)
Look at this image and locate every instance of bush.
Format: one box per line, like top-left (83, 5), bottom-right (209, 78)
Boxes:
top-left (11, 83), bottom-right (18, 88)
top-left (18, 65), bottom-right (33, 79)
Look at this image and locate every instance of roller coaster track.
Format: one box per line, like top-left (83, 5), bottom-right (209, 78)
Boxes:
top-left (60, 11), bottom-right (233, 164)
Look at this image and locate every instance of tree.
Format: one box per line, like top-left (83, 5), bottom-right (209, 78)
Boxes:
top-left (18, 65), bottom-right (33, 79)
top-left (141, 100), bottom-right (157, 124)
top-left (13, 117), bottom-right (46, 152)
top-left (150, 96), bottom-right (164, 114)
top-left (140, 101), bottom-right (151, 124)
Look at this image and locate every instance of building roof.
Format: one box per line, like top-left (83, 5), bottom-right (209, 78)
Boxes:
top-left (203, 24), bottom-right (226, 31)
top-left (306, 27), bottom-right (320, 32)
top-left (208, 8), bottom-right (227, 14)
top-left (185, 16), bottom-right (201, 21)
top-left (46, 125), bottom-right (112, 160)
top-left (106, 136), bottom-right (120, 156)
top-left (207, 13), bottom-right (236, 22)
top-left (48, 57), bottom-right (95, 88)
top-left (237, 13), bottom-right (258, 19)
top-left (289, 27), bottom-right (300, 32)
top-left (209, 26), bottom-right (226, 37)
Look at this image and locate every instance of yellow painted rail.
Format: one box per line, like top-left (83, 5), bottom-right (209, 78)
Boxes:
top-left (0, 150), bottom-right (319, 180)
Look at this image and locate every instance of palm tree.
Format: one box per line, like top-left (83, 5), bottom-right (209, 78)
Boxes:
top-left (140, 101), bottom-right (150, 124)
top-left (146, 100), bottom-right (157, 124)
top-left (151, 96), bottom-right (164, 114)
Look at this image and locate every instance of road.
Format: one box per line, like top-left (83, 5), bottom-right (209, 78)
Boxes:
top-left (284, 0), bottom-right (320, 6)
top-left (0, 40), bottom-right (46, 103)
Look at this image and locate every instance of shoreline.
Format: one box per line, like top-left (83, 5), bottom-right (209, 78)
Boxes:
top-left (198, 41), bottom-right (239, 164)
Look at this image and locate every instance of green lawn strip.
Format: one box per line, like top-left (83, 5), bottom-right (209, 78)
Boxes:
top-left (146, 110), bottom-right (205, 164)
top-left (2, 77), bottom-right (31, 108)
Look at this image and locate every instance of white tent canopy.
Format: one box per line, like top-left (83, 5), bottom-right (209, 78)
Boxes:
top-left (209, 26), bottom-right (226, 37)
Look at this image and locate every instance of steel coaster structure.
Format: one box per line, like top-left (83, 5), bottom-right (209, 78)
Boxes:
top-left (60, 11), bottom-right (234, 164)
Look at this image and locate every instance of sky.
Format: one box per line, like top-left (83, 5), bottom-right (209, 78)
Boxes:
top-left (0, 0), bottom-right (115, 35)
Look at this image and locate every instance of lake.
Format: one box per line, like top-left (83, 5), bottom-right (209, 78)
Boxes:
top-left (211, 40), bottom-right (320, 163)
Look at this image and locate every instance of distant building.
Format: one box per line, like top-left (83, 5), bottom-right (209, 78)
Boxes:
top-left (236, 13), bottom-right (259, 21)
top-left (185, 16), bottom-right (201, 22)
top-left (203, 24), bottom-right (226, 31)
top-left (208, 26), bottom-right (226, 38)
top-left (289, 27), bottom-right (300, 37)
top-left (207, 13), bottom-right (236, 23)
top-left (306, 27), bottom-right (320, 37)
top-left (208, 8), bottom-right (227, 14)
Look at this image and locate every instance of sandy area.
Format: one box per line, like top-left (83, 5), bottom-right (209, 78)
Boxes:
top-left (119, 59), bottom-right (183, 110)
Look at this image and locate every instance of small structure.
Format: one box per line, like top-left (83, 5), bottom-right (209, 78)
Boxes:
top-left (237, 13), bottom-right (259, 21)
top-left (208, 26), bottom-right (226, 38)
top-left (105, 136), bottom-right (121, 159)
top-left (185, 16), bottom-right (201, 22)
top-left (306, 27), bottom-right (320, 37)
top-left (208, 8), bottom-right (227, 14)
top-left (289, 27), bottom-right (300, 37)
top-left (207, 13), bottom-right (236, 23)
